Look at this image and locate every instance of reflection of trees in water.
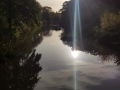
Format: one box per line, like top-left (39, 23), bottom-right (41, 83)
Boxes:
top-left (0, 26), bottom-right (57, 89)
top-left (13, 26), bottom-right (52, 60)
top-left (40, 25), bottom-right (61, 37)
top-left (41, 25), bottom-right (52, 37)
top-left (5, 29), bottom-right (45, 63)
top-left (32, 31), bottom-right (43, 47)
top-left (0, 49), bottom-right (42, 90)
top-left (99, 52), bottom-right (120, 66)
top-left (61, 34), bottom-right (120, 66)
top-left (32, 25), bottom-right (61, 45)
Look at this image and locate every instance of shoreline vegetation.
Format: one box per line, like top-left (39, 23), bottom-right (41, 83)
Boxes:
top-left (0, 0), bottom-right (61, 61)
top-left (60, 0), bottom-right (120, 49)
top-left (1, 0), bottom-right (120, 61)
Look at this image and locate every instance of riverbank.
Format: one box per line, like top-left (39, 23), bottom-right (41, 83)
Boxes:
top-left (0, 27), bottom-right (42, 62)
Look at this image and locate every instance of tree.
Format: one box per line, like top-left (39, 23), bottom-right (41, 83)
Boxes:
top-left (60, 0), bottom-right (120, 37)
top-left (42, 6), bottom-right (52, 24)
top-left (0, 0), bottom-right (43, 58)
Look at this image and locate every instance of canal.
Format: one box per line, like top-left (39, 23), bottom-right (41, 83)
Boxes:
top-left (0, 28), bottom-right (120, 90)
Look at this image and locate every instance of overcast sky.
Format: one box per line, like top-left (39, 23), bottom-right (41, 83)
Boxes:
top-left (37, 0), bottom-right (69, 12)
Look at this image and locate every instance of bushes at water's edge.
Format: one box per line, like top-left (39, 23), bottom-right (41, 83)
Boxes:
top-left (0, 0), bottom-right (61, 60)
top-left (0, 0), bottom-right (42, 39)
top-left (95, 11), bottom-right (120, 43)
top-left (0, 0), bottom-right (42, 59)
top-left (59, 0), bottom-right (120, 44)
top-left (0, 0), bottom-right (61, 39)
top-left (59, 0), bottom-right (106, 35)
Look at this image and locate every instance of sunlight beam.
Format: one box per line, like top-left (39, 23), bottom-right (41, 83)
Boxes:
top-left (73, 0), bottom-right (83, 90)
top-left (77, 0), bottom-right (83, 49)
top-left (73, 0), bottom-right (77, 50)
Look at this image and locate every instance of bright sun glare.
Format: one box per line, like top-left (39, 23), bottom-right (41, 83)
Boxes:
top-left (71, 50), bottom-right (79, 58)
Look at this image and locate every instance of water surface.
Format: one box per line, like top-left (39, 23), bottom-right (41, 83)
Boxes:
top-left (0, 29), bottom-right (120, 90)
top-left (35, 30), bottom-right (120, 90)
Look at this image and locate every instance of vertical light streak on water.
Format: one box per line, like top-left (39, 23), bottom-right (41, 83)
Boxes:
top-left (73, 0), bottom-right (83, 90)
top-left (73, 0), bottom-right (78, 90)
top-left (74, 60), bottom-right (77, 90)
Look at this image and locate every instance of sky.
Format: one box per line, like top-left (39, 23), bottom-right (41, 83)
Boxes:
top-left (37, 0), bottom-right (69, 12)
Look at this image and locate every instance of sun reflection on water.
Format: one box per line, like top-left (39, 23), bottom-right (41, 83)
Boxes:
top-left (71, 50), bottom-right (79, 59)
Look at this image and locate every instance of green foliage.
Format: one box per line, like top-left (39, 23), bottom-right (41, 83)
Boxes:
top-left (0, 2), bottom-right (8, 30)
top-left (42, 6), bottom-right (52, 24)
top-left (0, 0), bottom-right (43, 58)
top-left (60, 0), bottom-right (120, 42)
top-left (96, 11), bottom-right (120, 42)
top-left (41, 6), bottom-right (61, 25)
top-left (51, 12), bottom-right (61, 25)
top-left (0, 0), bottom-right (60, 59)
top-left (0, 0), bottom-right (42, 40)
top-left (14, 29), bottom-right (21, 39)
top-left (59, 0), bottom-right (106, 34)
top-left (101, 11), bottom-right (120, 32)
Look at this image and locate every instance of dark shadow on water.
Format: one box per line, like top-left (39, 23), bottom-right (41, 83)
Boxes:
top-left (0, 49), bottom-right (42, 90)
top-left (61, 32), bottom-right (120, 68)
top-left (41, 25), bottom-right (52, 37)
top-left (0, 25), bottom-right (54, 63)
top-left (0, 25), bottom-right (57, 89)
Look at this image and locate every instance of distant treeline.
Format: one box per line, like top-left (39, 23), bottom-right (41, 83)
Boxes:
top-left (59, 0), bottom-right (120, 44)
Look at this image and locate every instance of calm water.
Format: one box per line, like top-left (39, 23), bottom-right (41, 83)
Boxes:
top-left (0, 29), bottom-right (120, 90)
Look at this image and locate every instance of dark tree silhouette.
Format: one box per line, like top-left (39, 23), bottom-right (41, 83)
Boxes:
top-left (0, 49), bottom-right (42, 90)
